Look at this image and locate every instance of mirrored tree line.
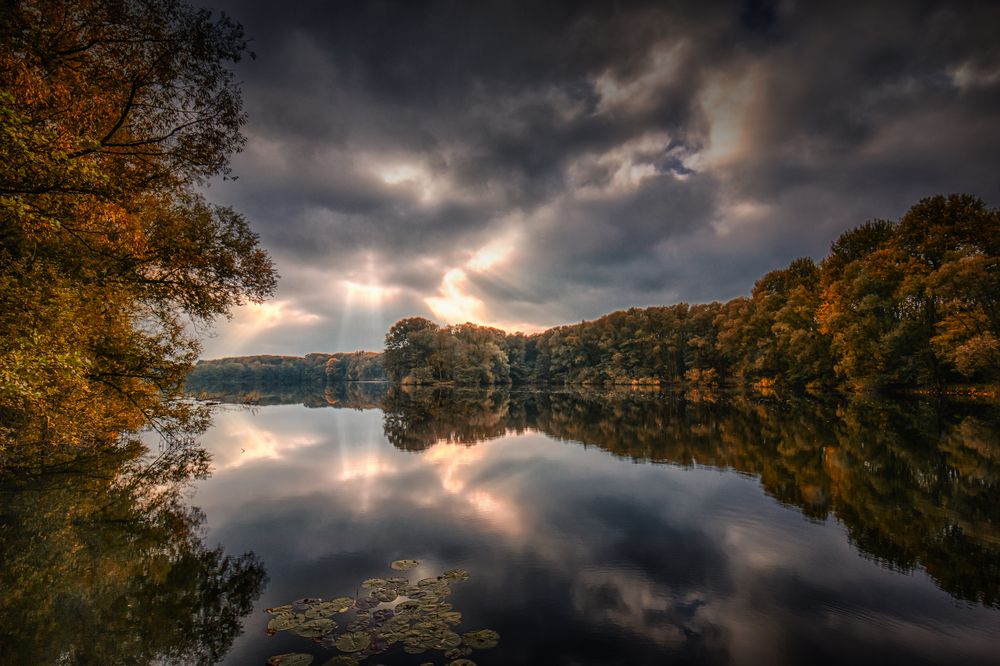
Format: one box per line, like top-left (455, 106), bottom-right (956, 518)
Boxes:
top-left (247, 384), bottom-right (1000, 609)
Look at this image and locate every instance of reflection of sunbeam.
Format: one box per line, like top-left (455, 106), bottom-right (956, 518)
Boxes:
top-left (333, 411), bottom-right (396, 514)
top-left (338, 455), bottom-right (396, 481)
top-left (424, 441), bottom-right (524, 535)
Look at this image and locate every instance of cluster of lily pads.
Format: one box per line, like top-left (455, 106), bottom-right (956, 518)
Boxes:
top-left (266, 559), bottom-right (499, 666)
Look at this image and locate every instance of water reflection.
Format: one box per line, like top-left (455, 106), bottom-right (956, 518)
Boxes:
top-left (188, 385), bottom-right (1000, 664)
top-left (0, 441), bottom-right (267, 664)
top-left (379, 387), bottom-right (1000, 609)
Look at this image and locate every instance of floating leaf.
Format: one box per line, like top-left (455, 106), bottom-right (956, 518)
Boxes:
top-left (335, 631), bottom-right (372, 653)
top-left (371, 587), bottom-right (398, 603)
top-left (353, 596), bottom-right (379, 610)
top-left (327, 596), bottom-right (354, 612)
top-left (434, 631), bottom-right (463, 649)
top-left (267, 654), bottom-right (314, 666)
top-left (417, 577), bottom-right (441, 588)
top-left (360, 577), bottom-right (387, 589)
top-left (442, 569), bottom-right (470, 582)
top-left (462, 629), bottom-right (500, 649)
top-left (267, 614), bottom-right (303, 633)
top-left (372, 608), bottom-right (395, 623)
top-left (396, 600), bottom-right (421, 614)
top-left (346, 618), bottom-right (372, 632)
top-left (292, 597), bottom-right (322, 610)
top-left (325, 656), bottom-right (361, 666)
top-left (387, 576), bottom-right (409, 585)
top-left (445, 646), bottom-right (473, 659)
top-left (293, 618), bottom-right (337, 638)
top-left (266, 604), bottom-right (294, 615)
top-left (439, 611), bottom-right (462, 625)
top-left (449, 660), bottom-right (477, 666)
top-left (390, 559), bottom-right (420, 571)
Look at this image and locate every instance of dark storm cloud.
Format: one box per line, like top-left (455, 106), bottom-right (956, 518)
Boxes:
top-left (197, 0), bottom-right (1000, 353)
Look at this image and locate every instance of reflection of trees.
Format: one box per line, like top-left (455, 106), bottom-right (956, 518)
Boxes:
top-left (0, 442), bottom-right (267, 664)
top-left (382, 386), bottom-right (528, 451)
top-left (370, 387), bottom-right (1000, 608)
top-left (187, 380), bottom-right (388, 408)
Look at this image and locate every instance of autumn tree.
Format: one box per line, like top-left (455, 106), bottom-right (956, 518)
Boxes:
top-left (819, 196), bottom-right (1000, 389)
top-left (0, 0), bottom-right (276, 452)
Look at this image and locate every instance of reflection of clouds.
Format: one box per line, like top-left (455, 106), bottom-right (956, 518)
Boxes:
top-left (211, 411), bottom-right (323, 470)
top-left (570, 568), bottom-right (699, 647)
top-left (193, 405), bottom-right (1000, 666)
top-left (424, 440), bottom-right (524, 536)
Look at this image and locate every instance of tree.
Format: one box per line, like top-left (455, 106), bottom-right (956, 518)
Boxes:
top-left (382, 317), bottom-right (439, 382)
top-left (819, 195), bottom-right (1000, 389)
top-left (0, 0), bottom-right (276, 452)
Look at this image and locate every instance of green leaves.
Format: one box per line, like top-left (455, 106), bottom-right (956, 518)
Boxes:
top-left (462, 629), bottom-right (500, 649)
top-left (390, 559), bottom-right (420, 570)
top-left (263, 560), bottom-right (494, 663)
top-left (267, 654), bottom-right (314, 666)
top-left (334, 632), bottom-right (371, 653)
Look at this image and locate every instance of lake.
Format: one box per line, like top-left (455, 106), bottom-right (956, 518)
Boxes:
top-left (4, 386), bottom-right (1000, 664)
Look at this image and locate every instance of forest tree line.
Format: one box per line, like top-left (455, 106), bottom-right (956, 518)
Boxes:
top-left (185, 351), bottom-right (386, 396)
top-left (383, 194), bottom-right (999, 391)
top-left (188, 193), bottom-right (999, 394)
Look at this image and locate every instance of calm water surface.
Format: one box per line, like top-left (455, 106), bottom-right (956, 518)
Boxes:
top-left (193, 387), bottom-right (1000, 665)
top-left (4, 387), bottom-right (1000, 665)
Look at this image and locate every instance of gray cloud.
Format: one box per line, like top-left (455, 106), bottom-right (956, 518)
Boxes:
top-left (196, 0), bottom-right (1000, 354)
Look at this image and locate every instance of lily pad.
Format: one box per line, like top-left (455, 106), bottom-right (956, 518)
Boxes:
top-left (390, 559), bottom-right (420, 570)
top-left (353, 595), bottom-right (379, 610)
top-left (322, 657), bottom-right (359, 666)
top-left (346, 618), bottom-right (372, 632)
top-left (449, 660), bottom-right (477, 666)
top-left (387, 576), bottom-right (409, 585)
top-left (372, 608), bottom-right (395, 623)
top-left (293, 618), bottom-right (337, 638)
top-left (360, 577), bottom-right (387, 589)
top-left (335, 631), bottom-right (372, 653)
top-left (267, 654), bottom-right (314, 666)
top-left (462, 629), bottom-right (500, 649)
top-left (439, 611), bottom-right (462, 625)
top-left (305, 601), bottom-right (347, 618)
top-left (267, 614), bottom-right (303, 633)
top-left (371, 587), bottom-right (398, 602)
top-left (434, 630), bottom-right (463, 649)
top-left (292, 597), bottom-right (323, 610)
top-left (266, 604), bottom-right (294, 615)
top-left (442, 568), bottom-right (470, 582)
top-left (326, 596), bottom-right (354, 612)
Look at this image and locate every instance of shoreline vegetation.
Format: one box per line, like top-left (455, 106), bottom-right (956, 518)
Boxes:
top-left (188, 194), bottom-right (1000, 399)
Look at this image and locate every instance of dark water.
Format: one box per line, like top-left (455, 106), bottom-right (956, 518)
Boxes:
top-left (3, 386), bottom-right (1000, 665)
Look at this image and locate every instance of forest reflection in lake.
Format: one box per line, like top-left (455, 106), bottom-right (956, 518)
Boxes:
top-left (0, 438), bottom-right (267, 664)
top-left (185, 385), bottom-right (1000, 665)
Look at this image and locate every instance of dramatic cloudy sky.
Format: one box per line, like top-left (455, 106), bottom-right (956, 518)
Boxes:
top-left (195, 0), bottom-right (1000, 357)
